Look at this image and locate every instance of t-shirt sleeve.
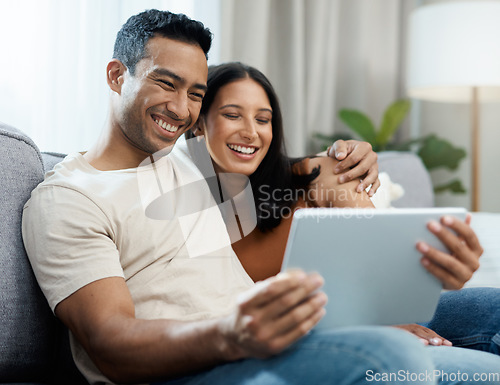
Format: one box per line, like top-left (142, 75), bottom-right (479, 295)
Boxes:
top-left (22, 185), bottom-right (125, 313)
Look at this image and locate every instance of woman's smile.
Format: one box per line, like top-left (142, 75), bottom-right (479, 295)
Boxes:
top-left (200, 78), bottom-right (273, 175)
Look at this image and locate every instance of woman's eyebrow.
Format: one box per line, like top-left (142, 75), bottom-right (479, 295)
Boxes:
top-left (219, 104), bottom-right (272, 114)
top-left (219, 104), bottom-right (242, 110)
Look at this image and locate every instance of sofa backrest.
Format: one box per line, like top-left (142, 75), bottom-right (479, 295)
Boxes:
top-left (0, 122), bottom-right (86, 384)
top-left (378, 151), bottom-right (434, 208)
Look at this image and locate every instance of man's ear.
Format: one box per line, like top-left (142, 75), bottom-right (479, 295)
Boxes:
top-left (106, 59), bottom-right (126, 94)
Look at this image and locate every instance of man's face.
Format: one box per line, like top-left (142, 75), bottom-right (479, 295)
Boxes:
top-left (116, 36), bottom-right (208, 155)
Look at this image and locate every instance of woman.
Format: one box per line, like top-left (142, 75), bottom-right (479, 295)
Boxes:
top-left (187, 62), bottom-right (374, 281)
top-left (184, 62), bottom-right (500, 351)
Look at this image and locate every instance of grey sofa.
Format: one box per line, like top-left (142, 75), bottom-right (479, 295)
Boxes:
top-left (377, 151), bottom-right (434, 208)
top-left (0, 122), bottom-right (88, 384)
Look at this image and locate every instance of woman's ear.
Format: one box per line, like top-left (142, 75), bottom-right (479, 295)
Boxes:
top-left (192, 119), bottom-right (206, 137)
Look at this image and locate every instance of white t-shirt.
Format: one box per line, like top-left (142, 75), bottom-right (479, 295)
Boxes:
top-left (22, 138), bottom-right (255, 384)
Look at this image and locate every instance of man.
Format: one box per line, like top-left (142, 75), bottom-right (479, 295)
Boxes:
top-left (22, 9), bottom-right (499, 385)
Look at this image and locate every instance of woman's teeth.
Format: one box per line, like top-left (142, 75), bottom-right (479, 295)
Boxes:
top-left (155, 118), bottom-right (179, 133)
top-left (227, 144), bottom-right (256, 154)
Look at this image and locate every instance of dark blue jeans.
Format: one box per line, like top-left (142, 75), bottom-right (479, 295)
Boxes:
top-left (156, 288), bottom-right (500, 385)
top-left (421, 287), bottom-right (500, 355)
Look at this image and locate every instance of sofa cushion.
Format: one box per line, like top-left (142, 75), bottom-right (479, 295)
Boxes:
top-left (41, 152), bottom-right (66, 173)
top-left (378, 151), bottom-right (434, 208)
top-left (0, 122), bottom-right (86, 384)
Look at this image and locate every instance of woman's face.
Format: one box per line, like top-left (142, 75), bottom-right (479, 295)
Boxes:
top-left (199, 78), bottom-right (273, 176)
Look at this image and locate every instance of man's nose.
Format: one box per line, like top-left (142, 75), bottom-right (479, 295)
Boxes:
top-left (167, 94), bottom-right (189, 121)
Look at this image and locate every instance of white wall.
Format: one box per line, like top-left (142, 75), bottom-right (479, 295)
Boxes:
top-left (414, 0), bottom-right (500, 213)
top-left (419, 100), bottom-right (500, 213)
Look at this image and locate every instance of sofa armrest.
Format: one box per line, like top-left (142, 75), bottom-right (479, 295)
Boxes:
top-left (0, 121), bottom-right (87, 384)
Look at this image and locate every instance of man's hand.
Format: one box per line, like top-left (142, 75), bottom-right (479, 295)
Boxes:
top-left (327, 140), bottom-right (380, 196)
top-left (220, 271), bottom-right (327, 360)
top-left (55, 272), bottom-right (325, 382)
top-left (394, 324), bottom-right (452, 346)
top-left (416, 214), bottom-right (483, 290)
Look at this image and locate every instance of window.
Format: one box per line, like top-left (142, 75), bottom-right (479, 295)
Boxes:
top-left (0, 0), bottom-right (220, 153)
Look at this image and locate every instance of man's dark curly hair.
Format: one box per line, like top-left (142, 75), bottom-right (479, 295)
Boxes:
top-left (113, 9), bottom-right (212, 75)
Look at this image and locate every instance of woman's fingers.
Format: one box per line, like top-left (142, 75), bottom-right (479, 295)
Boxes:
top-left (416, 216), bottom-right (483, 290)
top-left (394, 324), bottom-right (452, 346)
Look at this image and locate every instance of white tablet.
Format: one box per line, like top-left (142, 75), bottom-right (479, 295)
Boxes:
top-left (281, 207), bottom-right (467, 329)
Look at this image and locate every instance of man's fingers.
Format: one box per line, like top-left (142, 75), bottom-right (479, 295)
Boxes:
top-left (239, 272), bottom-right (323, 313)
top-left (238, 271), bottom-right (307, 309)
top-left (257, 291), bottom-right (327, 341)
top-left (258, 305), bottom-right (326, 356)
top-left (238, 290), bottom-right (326, 358)
top-left (260, 274), bottom-right (325, 321)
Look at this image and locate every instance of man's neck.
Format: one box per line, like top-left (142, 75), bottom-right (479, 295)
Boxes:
top-left (84, 124), bottom-right (151, 171)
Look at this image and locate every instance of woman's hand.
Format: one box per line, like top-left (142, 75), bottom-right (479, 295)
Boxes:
top-left (393, 324), bottom-right (452, 346)
top-left (327, 140), bottom-right (380, 196)
top-left (417, 214), bottom-right (483, 290)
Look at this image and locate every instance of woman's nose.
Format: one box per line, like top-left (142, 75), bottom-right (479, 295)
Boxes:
top-left (240, 121), bottom-right (258, 141)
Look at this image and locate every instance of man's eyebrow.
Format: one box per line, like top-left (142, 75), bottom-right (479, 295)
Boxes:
top-left (151, 68), bottom-right (207, 91)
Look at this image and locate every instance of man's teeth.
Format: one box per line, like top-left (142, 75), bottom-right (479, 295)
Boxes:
top-left (227, 144), bottom-right (256, 154)
top-left (155, 118), bottom-right (179, 133)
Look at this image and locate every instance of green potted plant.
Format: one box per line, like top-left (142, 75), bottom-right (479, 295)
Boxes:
top-left (313, 99), bottom-right (467, 194)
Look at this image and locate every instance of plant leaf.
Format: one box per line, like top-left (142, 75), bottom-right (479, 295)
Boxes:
top-left (311, 132), bottom-right (355, 151)
top-left (338, 109), bottom-right (377, 144)
top-left (417, 135), bottom-right (467, 170)
top-left (385, 136), bottom-right (429, 152)
top-left (312, 132), bottom-right (354, 142)
top-left (376, 99), bottom-right (411, 148)
top-left (434, 179), bottom-right (467, 194)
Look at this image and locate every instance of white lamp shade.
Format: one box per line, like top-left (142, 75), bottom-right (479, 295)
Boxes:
top-left (407, 1), bottom-right (500, 103)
